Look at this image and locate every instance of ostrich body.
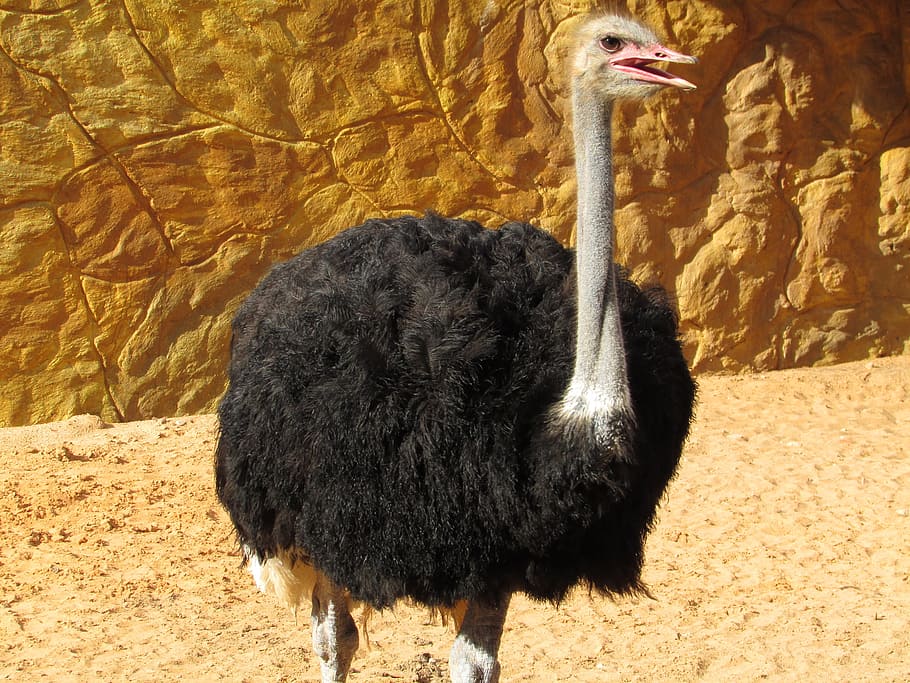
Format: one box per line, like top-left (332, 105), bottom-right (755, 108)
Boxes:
top-left (216, 12), bottom-right (697, 683)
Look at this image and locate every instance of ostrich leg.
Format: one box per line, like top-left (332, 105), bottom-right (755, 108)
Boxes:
top-left (448, 594), bottom-right (511, 683)
top-left (311, 575), bottom-right (359, 682)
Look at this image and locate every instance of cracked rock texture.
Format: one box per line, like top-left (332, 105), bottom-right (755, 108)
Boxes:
top-left (1, 0), bottom-right (908, 425)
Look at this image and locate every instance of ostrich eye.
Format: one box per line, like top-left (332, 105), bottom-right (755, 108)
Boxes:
top-left (599, 36), bottom-right (623, 53)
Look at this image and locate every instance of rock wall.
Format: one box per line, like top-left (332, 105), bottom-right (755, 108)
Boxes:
top-left (1, 0), bottom-right (908, 425)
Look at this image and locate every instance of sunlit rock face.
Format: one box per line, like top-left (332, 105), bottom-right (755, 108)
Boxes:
top-left (1, 0), bottom-right (907, 424)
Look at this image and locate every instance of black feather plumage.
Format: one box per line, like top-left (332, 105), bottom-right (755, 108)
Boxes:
top-left (215, 211), bottom-right (695, 608)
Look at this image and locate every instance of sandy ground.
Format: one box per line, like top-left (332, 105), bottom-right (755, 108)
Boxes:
top-left (1, 357), bottom-right (908, 682)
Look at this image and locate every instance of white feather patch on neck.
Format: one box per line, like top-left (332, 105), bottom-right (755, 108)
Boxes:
top-left (559, 380), bottom-right (633, 421)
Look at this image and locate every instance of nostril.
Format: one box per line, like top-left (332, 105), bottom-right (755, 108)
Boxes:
top-left (655, 51), bottom-right (668, 59)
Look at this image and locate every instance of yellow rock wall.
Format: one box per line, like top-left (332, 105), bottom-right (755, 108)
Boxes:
top-left (1, 0), bottom-right (908, 425)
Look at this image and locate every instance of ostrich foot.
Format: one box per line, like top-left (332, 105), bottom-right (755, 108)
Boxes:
top-left (448, 594), bottom-right (511, 683)
top-left (311, 575), bottom-right (358, 682)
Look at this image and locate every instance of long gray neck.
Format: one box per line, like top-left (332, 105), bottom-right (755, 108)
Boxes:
top-left (562, 83), bottom-right (633, 429)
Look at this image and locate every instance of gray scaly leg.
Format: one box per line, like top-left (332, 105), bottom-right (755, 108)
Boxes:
top-left (311, 575), bottom-right (359, 682)
top-left (448, 594), bottom-right (511, 683)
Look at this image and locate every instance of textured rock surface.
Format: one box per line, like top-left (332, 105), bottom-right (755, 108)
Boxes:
top-left (1, 0), bottom-right (908, 424)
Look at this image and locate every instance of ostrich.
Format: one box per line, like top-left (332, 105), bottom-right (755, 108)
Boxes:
top-left (216, 10), bottom-right (697, 683)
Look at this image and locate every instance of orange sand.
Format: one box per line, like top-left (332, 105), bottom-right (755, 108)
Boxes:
top-left (1, 357), bottom-right (908, 681)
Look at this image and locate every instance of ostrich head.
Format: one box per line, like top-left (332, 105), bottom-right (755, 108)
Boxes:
top-left (572, 13), bottom-right (697, 98)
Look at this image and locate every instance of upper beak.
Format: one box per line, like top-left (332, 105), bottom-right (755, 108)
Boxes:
top-left (652, 46), bottom-right (699, 66)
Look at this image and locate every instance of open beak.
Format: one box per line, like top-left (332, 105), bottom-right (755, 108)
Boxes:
top-left (611, 44), bottom-right (698, 91)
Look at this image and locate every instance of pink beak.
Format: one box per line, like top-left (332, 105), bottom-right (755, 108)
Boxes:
top-left (611, 44), bottom-right (698, 91)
